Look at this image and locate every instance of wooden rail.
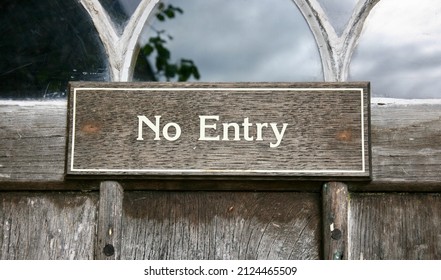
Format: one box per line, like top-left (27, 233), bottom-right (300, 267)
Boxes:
top-left (1, 99), bottom-right (440, 191)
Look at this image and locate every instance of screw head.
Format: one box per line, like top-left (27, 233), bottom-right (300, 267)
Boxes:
top-left (103, 244), bottom-right (115, 256)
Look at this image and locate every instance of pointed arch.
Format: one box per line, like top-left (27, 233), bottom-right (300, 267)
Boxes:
top-left (80, 0), bottom-right (161, 81)
top-left (292, 0), bottom-right (380, 81)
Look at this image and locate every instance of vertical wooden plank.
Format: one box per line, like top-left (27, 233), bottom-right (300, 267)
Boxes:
top-left (322, 182), bottom-right (349, 260)
top-left (121, 191), bottom-right (321, 260)
top-left (349, 193), bottom-right (441, 259)
top-left (95, 181), bottom-right (123, 260)
top-left (0, 192), bottom-right (98, 259)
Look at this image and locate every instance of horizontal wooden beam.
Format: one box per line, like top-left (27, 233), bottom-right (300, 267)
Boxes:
top-left (352, 98), bottom-right (441, 191)
top-left (0, 99), bottom-right (440, 191)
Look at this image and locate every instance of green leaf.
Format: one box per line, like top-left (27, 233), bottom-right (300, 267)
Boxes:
top-left (175, 7), bottom-right (184, 14)
top-left (155, 56), bottom-right (167, 72)
top-left (142, 44), bottom-right (154, 56)
top-left (142, 4), bottom-right (199, 82)
top-left (156, 44), bottom-right (170, 60)
top-left (150, 34), bottom-right (166, 45)
top-left (192, 66), bottom-right (201, 80)
top-left (156, 13), bottom-right (165, 21)
top-left (164, 9), bottom-right (175, 19)
top-left (165, 64), bottom-right (178, 79)
top-left (181, 59), bottom-right (193, 64)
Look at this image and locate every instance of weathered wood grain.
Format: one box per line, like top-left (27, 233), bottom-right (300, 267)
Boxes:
top-left (349, 193), bottom-right (441, 259)
top-left (0, 191), bottom-right (98, 259)
top-left (0, 99), bottom-right (440, 190)
top-left (95, 181), bottom-right (124, 260)
top-left (322, 182), bottom-right (348, 260)
top-left (0, 101), bottom-right (67, 184)
top-left (67, 82), bottom-right (370, 179)
top-left (121, 192), bottom-right (321, 259)
top-left (352, 102), bottom-right (441, 191)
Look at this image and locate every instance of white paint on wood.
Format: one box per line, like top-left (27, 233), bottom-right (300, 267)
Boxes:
top-left (2, 98), bottom-right (440, 108)
top-left (0, 100), bottom-right (67, 107)
top-left (292, 0), bottom-right (380, 81)
top-left (79, 0), bottom-right (160, 81)
top-left (372, 98), bottom-right (441, 106)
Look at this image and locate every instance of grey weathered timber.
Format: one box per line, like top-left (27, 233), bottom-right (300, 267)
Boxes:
top-left (0, 192), bottom-right (98, 259)
top-left (95, 181), bottom-right (124, 260)
top-left (1, 99), bottom-right (440, 190)
top-left (349, 193), bottom-right (441, 259)
top-left (322, 182), bottom-right (348, 260)
top-left (1, 92), bottom-right (439, 261)
top-left (0, 101), bottom-right (67, 184)
top-left (121, 191), bottom-right (321, 259)
top-left (67, 82), bottom-right (370, 179)
top-left (352, 101), bottom-right (441, 191)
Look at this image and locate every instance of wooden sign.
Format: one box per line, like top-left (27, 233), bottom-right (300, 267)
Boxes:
top-left (66, 82), bottom-right (371, 179)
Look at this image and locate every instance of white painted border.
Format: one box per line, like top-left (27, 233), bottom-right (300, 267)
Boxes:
top-left (70, 87), bottom-right (367, 175)
top-left (372, 98), bottom-right (441, 106)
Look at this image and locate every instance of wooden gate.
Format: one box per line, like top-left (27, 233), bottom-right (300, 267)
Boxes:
top-left (1, 99), bottom-right (440, 260)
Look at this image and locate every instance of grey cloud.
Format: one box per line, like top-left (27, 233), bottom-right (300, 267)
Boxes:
top-left (143, 0), bottom-right (323, 82)
top-left (124, 0), bottom-right (441, 98)
top-left (350, 34), bottom-right (441, 98)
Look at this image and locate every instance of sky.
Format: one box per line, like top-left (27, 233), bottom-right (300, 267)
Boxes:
top-left (138, 0), bottom-right (323, 83)
top-left (350, 0), bottom-right (441, 98)
top-left (123, 0), bottom-right (441, 99)
top-left (317, 0), bottom-right (359, 36)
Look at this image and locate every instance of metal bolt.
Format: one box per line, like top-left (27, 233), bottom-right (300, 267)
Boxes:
top-left (103, 244), bottom-right (115, 256)
top-left (331, 228), bottom-right (342, 240)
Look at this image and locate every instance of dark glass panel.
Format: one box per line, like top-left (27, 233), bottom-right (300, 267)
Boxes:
top-left (0, 0), bottom-right (109, 99)
top-left (98, 0), bottom-right (141, 34)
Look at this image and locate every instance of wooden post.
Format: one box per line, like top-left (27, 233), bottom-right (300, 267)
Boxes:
top-left (95, 181), bottom-right (124, 260)
top-left (322, 182), bottom-right (349, 260)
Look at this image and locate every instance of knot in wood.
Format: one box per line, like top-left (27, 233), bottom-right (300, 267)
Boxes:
top-left (80, 122), bottom-right (101, 134)
top-left (336, 129), bottom-right (352, 142)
